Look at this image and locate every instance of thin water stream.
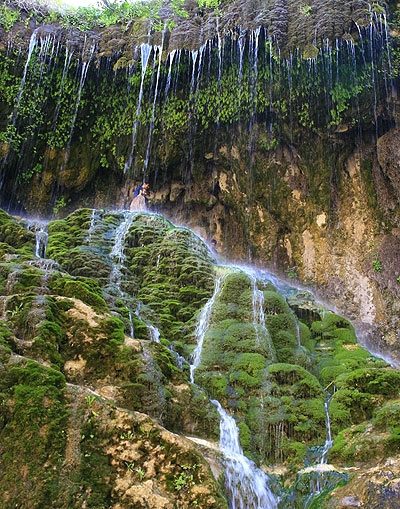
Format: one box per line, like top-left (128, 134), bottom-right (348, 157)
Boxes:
top-left (189, 270), bottom-right (279, 508)
top-left (303, 393), bottom-right (335, 508)
top-left (190, 274), bottom-right (223, 384)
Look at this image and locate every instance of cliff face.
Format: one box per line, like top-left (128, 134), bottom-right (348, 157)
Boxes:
top-left (0, 207), bottom-right (400, 508)
top-left (0, 9), bottom-right (399, 502)
top-left (1, 0), bottom-right (399, 365)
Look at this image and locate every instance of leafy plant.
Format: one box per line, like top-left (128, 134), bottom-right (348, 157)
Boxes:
top-left (135, 467), bottom-right (145, 480)
top-left (86, 394), bottom-right (96, 407)
top-left (125, 461), bottom-right (135, 472)
top-left (173, 464), bottom-right (197, 491)
top-left (372, 257), bottom-right (382, 272)
top-left (286, 266), bottom-right (298, 279)
top-left (0, 5), bottom-right (20, 30)
top-left (53, 197), bottom-right (67, 215)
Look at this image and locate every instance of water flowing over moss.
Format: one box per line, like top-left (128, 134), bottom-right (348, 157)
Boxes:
top-left (0, 0), bottom-right (396, 214)
top-left (0, 0), bottom-right (400, 503)
top-left (0, 207), bottom-right (399, 507)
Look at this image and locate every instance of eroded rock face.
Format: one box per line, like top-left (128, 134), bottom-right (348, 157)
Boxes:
top-left (0, 208), bottom-right (400, 508)
top-left (377, 127), bottom-right (400, 205)
top-left (0, 2), bottom-right (399, 372)
top-left (326, 459), bottom-right (400, 509)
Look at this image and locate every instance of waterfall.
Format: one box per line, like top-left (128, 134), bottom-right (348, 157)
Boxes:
top-left (0, 31), bottom-right (37, 172)
top-left (110, 210), bottom-right (135, 265)
top-left (25, 219), bottom-right (49, 258)
top-left (65, 45), bottom-right (95, 150)
top-left (7, 31), bottom-right (38, 128)
top-left (190, 270), bottom-right (278, 507)
top-left (86, 208), bottom-right (98, 244)
top-left (124, 42), bottom-right (152, 173)
top-left (320, 397), bottom-right (333, 465)
top-left (49, 48), bottom-right (74, 147)
top-left (164, 49), bottom-right (176, 102)
top-left (189, 274), bottom-right (223, 384)
top-left (238, 266), bottom-right (276, 358)
top-left (135, 302), bottom-right (160, 343)
top-left (109, 211), bottom-right (136, 335)
top-left (144, 24), bottom-right (166, 172)
top-left (252, 277), bottom-right (266, 342)
top-left (303, 394), bottom-right (334, 508)
top-left (212, 400), bottom-right (278, 509)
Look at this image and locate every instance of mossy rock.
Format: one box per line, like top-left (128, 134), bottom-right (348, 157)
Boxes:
top-left (0, 210), bottom-right (35, 256)
top-left (49, 276), bottom-right (108, 313)
top-left (335, 367), bottom-right (400, 397)
top-left (310, 312), bottom-right (355, 341)
top-left (0, 359), bottom-right (68, 506)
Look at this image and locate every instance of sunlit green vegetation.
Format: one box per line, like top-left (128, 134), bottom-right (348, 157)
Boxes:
top-left (2, 0), bottom-right (189, 31)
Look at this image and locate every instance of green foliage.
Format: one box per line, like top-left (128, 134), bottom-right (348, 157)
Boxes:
top-left (173, 464), bottom-right (197, 491)
top-left (53, 197), bottom-right (68, 215)
top-left (197, 0), bottom-right (222, 8)
top-left (372, 256), bottom-right (382, 271)
top-left (0, 5), bottom-right (20, 30)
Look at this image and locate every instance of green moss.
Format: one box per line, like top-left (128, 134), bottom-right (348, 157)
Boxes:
top-left (218, 272), bottom-right (252, 305)
top-left (329, 389), bottom-right (373, 431)
top-left (0, 210), bottom-right (35, 256)
top-left (330, 425), bottom-right (379, 464)
top-left (80, 419), bottom-right (113, 506)
top-left (311, 312), bottom-right (355, 341)
top-left (238, 419), bottom-right (252, 452)
top-left (336, 368), bottom-right (400, 397)
top-left (281, 440), bottom-right (308, 467)
top-left (373, 400), bottom-right (400, 431)
top-left (50, 276), bottom-right (108, 312)
top-left (263, 291), bottom-right (291, 315)
top-left (197, 371), bottom-right (229, 401)
top-left (0, 360), bottom-right (68, 506)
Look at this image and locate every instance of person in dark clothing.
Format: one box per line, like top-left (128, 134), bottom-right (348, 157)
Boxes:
top-left (133, 181), bottom-right (150, 198)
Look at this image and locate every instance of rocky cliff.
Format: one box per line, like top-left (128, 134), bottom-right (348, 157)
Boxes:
top-left (0, 1), bottom-right (400, 506)
top-left (0, 207), bottom-right (399, 508)
top-left (0, 0), bottom-right (399, 365)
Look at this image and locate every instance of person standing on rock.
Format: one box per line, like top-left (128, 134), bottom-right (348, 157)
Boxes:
top-left (130, 181), bottom-right (150, 211)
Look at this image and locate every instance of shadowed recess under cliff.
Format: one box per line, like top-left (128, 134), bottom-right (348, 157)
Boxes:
top-left (0, 0), bottom-right (396, 213)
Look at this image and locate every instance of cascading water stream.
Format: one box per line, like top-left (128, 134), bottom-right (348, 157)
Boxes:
top-left (189, 274), bottom-right (223, 384)
top-left (144, 24), bottom-right (166, 172)
top-left (135, 302), bottom-right (160, 343)
top-left (86, 208), bottom-right (99, 244)
top-left (189, 271), bottom-right (278, 507)
top-left (237, 266), bottom-right (276, 358)
top-left (303, 393), bottom-right (334, 508)
top-left (320, 398), bottom-right (333, 465)
top-left (65, 45), bottom-right (95, 151)
top-left (164, 49), bottom-right (176, 102)
top-left (212, 400), bottom-right (278, 509)
top-left (109, 210), bottom-right (136, 335)
top-left (25, 219), bottom-right (49, 258)
top-left (49, 48), bottom-right (74, 144)
top-left (0, 31), bottom-right (37, 172)
top-left (250, 275), bottom-right (276, 360)
top-left (124, 42), bottom-right (152, 173)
